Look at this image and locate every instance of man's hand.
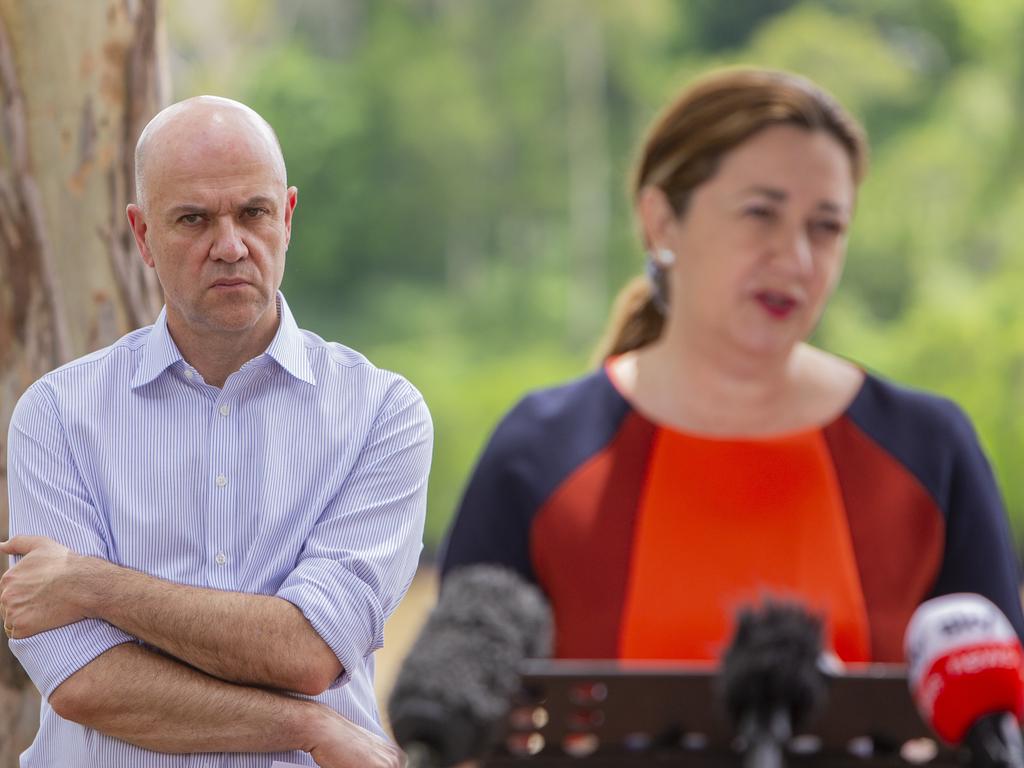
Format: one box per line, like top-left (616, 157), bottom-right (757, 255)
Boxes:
top-left (306, 707), bottom-right (405, 768)
top-left (0, 535), bottom-right (88, 639)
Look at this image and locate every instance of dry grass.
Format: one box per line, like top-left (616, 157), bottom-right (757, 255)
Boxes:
top-left (375, 566), bottom-right (439, 734)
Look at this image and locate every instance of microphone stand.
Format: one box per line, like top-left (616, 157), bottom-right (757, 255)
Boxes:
top-left (742, 707), bottom-right (791, 768)
top-left (403, 741), bottom-right (442, 768)
top-left (965, 713), bottom-right (1024, 768)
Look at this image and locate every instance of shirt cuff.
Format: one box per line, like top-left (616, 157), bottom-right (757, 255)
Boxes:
top-left (9, 619), bottom-right (135, 699)
top-left (276, 557), bottom-right (384, 690)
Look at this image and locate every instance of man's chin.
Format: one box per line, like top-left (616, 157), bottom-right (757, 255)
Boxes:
top-left (201, 298), bottom-right (276, 334)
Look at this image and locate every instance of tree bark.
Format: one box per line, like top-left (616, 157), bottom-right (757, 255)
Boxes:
top-left (0, 0), bottom-right (165, 761)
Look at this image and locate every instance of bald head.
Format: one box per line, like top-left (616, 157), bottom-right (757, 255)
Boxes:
top-left (134, 96), bottom-right (287, 210)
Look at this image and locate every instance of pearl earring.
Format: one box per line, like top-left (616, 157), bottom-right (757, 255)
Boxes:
top-left (653, 247), bottom-right (676, 267)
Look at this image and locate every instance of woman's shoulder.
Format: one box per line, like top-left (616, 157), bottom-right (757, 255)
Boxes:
top-left (471, 367), bottom-right (638, 495)
top-left (457, 367), bottom-right (638, 528)
top-left (848, 371), bottom-right (976, 443)
top-left (838, 370), bottom-right (984, 495)
top-left (489, 367), bottom-right (633, 455)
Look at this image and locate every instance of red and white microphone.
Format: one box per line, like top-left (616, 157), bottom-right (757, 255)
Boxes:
top-left (904, 593), bottom-right (1024, 767)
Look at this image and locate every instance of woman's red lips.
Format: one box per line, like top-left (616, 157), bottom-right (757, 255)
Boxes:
top-left (755, 291), bottom-right (797, 317)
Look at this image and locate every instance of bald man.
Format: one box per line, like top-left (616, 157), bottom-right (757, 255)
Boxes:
top-left (1, 97), bottom-right (431, 768)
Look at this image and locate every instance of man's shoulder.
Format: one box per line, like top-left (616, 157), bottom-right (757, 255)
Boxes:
top-left (297, 328), bottom-right (374, 371)
top-left (296, 328), bottom-right (425, 409)
top-left (35, 326), bottom-right (154, 391)
top-left (11, 326), bottom-right (153, 432)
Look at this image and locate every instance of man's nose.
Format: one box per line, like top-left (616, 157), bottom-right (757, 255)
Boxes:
top-left (209, 218), bottom-right (248, 262)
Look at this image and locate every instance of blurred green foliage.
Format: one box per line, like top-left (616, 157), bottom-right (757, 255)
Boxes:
top-left (169, 0), bottom-right (1024, 551)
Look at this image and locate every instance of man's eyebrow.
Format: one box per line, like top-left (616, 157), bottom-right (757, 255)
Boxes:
top-left (165, 197), bottom-right (279, 219)
top-left (167, 204), bottom-right (207, 219)
top-left (241, 195), bottom-right (278, 209)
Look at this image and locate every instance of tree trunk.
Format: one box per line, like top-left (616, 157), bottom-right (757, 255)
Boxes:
top-left (0, 0), bottom-right (165, 761)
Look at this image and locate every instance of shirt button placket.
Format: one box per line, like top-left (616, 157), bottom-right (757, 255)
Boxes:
top-left (210, 394), bottom-right (234, 589)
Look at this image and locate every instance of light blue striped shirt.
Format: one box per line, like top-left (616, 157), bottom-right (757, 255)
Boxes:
top-left (6, 293), bottom-right (432, 767)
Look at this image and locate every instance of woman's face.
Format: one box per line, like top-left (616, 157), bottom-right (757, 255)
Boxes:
top-left (656, 124), bottom-right (856, 359)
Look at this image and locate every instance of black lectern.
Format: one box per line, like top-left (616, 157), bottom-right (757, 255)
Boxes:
top-left (481, 660), bottom-right (959, 767)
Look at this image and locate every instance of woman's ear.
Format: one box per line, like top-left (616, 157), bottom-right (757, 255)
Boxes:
top-left (636, 185), bottom-right (678, 251)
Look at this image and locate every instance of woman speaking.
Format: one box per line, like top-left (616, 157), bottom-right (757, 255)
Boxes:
top-left (440, 68), bottom-right (1023, 663)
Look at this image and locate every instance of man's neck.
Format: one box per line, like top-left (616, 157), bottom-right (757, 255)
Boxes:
top-left (168, 316), bottom-right (280, 389)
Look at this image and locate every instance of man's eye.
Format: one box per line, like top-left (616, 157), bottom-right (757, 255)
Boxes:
top-left (243, 207), bottom-right (268, 218)
top-left (179, 214), bottom-right (202, 225)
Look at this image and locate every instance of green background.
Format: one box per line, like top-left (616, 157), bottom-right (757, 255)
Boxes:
top-left (168, 0), bottom-right (1024, 553)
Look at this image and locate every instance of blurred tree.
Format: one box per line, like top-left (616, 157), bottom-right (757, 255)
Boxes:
top-left (0, 0), bottom-right (165, 761)
top-left (164, 0), bottom-right (1024, 550)
top-left (686, 0), bottom-right (801, 51)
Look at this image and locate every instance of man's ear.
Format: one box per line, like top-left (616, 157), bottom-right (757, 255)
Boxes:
top-left (283, 186), bottom-right (298, 245)
top-left (126, 204), bottom-right (154, 268)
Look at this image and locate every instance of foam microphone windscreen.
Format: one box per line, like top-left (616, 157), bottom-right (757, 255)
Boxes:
top-left (719, 599), bottom-right (828, 736)
top-left (388, 564), bottom-right (553, 767)
top-left (904, 593), bottom-right (1024, 746)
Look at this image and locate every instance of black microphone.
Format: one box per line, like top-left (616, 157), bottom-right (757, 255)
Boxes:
top-left (388, 564), bottom-right (553, 768)
top-left (718, 601), bottom-right (828, 768)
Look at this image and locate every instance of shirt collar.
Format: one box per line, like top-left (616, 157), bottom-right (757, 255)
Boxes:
top-left (131, 307), bottom-right (184, 389)
top-left (130, 292), bottom-right (316, 389)
top-left (264, 292), bottom-right (316, 385)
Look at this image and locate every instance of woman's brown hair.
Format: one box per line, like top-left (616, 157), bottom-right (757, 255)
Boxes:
top-left (594, 68), bottom-right (869, 360)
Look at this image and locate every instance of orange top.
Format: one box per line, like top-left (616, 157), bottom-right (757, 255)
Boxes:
top-left (619, 427), bottom-right (871, 661)
top-left (441, 366), bottom-right (1021, 664)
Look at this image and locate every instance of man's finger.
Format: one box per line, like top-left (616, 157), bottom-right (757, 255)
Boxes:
top-left (0, 535), bottom-right (54, 554)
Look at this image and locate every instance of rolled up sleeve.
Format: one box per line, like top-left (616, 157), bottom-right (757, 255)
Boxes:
top-left (276, 381), bottom-right (432, 688)
top-left (9, 622), bottom-right (134, 699)
top-left (6, 384), bottom-right (135, 698)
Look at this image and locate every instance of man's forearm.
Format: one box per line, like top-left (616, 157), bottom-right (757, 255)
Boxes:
top-left (52, 643), bottom-right (325, 754)
top-left (75, 557), bottom-right (342, 694)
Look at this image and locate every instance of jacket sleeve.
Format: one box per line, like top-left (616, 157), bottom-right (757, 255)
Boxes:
top-left (439, 400), bottom-right (541, 585)
top-left (929, 405), bottom-right (1024, 639)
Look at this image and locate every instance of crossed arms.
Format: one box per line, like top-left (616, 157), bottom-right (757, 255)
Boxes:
top-left (1, 382), bottom-right (432, 767)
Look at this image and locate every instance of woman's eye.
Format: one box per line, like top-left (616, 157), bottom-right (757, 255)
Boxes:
top-left (812, 219), bottom-right (844, 236)
top-left (745, 206), bottom-right (775, 220)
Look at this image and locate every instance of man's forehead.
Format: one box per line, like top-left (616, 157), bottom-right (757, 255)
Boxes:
top-left (153, 168), bottom-right (286, 209)
top-left (146, 130), bottom-right (286, 196)
top-left (150, 120), bottom-right (281, 170)
top-left (135, 96), bottom-right (287, 207)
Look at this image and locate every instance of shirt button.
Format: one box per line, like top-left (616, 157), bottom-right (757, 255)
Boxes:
top-left (215, 475), bottom-right (228, 488)
top-left (214, 552), bottom-right (227, 566)
top-left (185, 370), bottom-right (194, 379)
top-left (219, 404), bottom-right (230, 417)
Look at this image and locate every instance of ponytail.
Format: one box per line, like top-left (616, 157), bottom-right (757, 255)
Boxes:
top-left (592, 275), bottom-right (666, 362)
